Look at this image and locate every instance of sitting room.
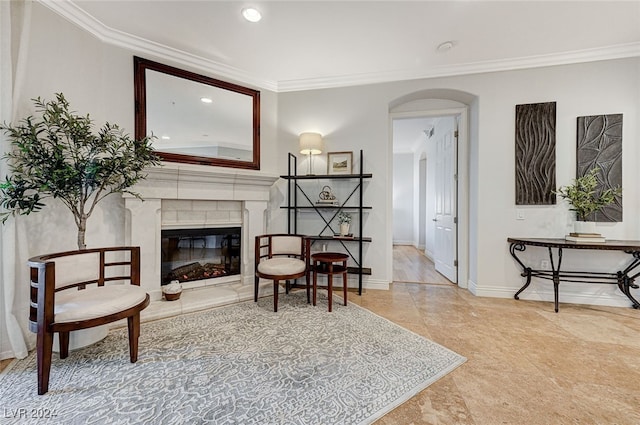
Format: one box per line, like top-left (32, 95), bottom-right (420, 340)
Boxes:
top-left (1, 1), bottom-right (639, 424)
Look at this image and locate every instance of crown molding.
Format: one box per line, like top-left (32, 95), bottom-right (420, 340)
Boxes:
top-left (40, 0), bottom-right (640, 93)
top-left (277, 42), bottom-right (640, 92)
top-left (38, 0), bottom-right (278, 92)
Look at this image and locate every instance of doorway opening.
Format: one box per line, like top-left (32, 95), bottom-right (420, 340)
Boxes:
top-left (391, 106), bottom-right (467, 286)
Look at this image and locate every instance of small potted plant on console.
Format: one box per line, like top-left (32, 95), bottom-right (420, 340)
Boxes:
top-left (554, 167), bottom-right (621, 242)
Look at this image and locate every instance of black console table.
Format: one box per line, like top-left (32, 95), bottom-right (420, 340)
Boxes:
top-left (507, 237), bottom-right (640, 312)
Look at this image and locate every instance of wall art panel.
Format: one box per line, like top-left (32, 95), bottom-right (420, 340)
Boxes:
top-left (515, 102), bottom-right (556, 205)
top-left (577, 114), bottom-right (623, 222)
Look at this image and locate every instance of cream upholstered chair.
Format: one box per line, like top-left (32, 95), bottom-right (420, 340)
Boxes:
top-left (28, 246), bottom-right (149, 394)
top-left (254, 234), bottom-right (310, 312)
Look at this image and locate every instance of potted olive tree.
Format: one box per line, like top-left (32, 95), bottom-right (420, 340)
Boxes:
top-left (554, 167), bottom-right (621, 234)
top-left (0, 93), bottom-right (160, 249)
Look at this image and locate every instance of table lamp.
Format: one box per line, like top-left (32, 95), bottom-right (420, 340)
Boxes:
top-left (299, 132), bottom-right (323, 175)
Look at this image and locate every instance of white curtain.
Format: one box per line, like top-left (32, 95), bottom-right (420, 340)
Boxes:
top-left (1, 0), bottom-right (32, 360)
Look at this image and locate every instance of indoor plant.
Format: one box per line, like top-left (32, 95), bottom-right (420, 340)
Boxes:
top-left (554, 167), bottom-right (621, 232)
top-left (0, 93), bottom-right (160, 249)
top-left (337, 211), bottom-right (352, 236)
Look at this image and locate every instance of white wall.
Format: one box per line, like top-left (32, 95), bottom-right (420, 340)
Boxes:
top-left (392, 153), bottom-right (414, 244)
top-left (2, 2), bottom-right (639, 359)
top-left (0, 3), bottom-right (279, 358)
top-left (277, 58), bottom-right (640, 305)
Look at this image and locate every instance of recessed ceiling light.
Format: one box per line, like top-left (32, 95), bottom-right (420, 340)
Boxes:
top-left (437, 41), bottom-right (455, 52)
top-left (242, 7), bottom-right (262, 22)
top-left (200, 97), bottom-right (213, 104)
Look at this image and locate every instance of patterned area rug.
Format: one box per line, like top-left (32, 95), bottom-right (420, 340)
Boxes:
top-left (0, 291), bottom-right (465, 424)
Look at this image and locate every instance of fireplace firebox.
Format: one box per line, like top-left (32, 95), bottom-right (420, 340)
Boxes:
top-left (161, 227), bottom-right (241, 285)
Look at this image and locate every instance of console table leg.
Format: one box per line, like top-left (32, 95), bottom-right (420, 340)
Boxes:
top-left (514, 268), bottom-right (532, 300)
top-left (553, 273), bottom-right (560, 313)
top-left (622, 275), bottom-right (640, 309)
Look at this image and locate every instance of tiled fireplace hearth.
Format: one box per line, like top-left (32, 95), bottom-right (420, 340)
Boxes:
top-left (124, 163), bottom-right (278, 313)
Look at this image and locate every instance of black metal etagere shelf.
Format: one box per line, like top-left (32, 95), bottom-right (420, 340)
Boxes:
top-left (280, 150), bottom-right (371, 294)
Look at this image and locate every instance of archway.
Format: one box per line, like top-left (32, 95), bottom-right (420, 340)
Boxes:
top-left (388, 88), bottom-right (478, 289)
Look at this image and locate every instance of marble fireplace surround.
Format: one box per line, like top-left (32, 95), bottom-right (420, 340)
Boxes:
top-left (124, 163), bottom-right (279, 319)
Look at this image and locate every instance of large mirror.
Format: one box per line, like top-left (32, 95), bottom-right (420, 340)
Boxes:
top-left (134, 56), bottom-right (260, 169)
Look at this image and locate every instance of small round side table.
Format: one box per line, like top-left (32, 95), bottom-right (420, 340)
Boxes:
top-left (311, 252), bottom-right (349, 312)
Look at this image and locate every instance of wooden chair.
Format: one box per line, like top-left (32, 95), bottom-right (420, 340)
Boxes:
top-left (254, 234), bottom-right (310, 312)
top-left (28, 246), bottom-right (150, 395)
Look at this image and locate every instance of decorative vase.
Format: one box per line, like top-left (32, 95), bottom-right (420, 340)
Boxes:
top-left (162, 280), bottom-right (183, 301)
top-left (574, 220), bottom-right (596, 234)
top-left (340, 223), bottom-right (350, 236)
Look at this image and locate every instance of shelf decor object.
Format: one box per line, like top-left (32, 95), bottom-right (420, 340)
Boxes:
top-left (337, 211), bottom-right (352, 236)
top-left (317, 185), bottom-right (339, 206)
top-left (281, 150), bottom-right (372, 294)
top-left (327, 151), bottom-right (353, 175)
top-left (299, 132), bottom-right (323, 175)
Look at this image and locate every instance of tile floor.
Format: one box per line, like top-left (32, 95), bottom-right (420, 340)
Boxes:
top-left (2, 246), bottom-right (639, 424)
top-left (365, 246), bottom-right (640, 424)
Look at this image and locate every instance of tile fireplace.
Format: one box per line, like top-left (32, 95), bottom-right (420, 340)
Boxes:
top-left (124, 163), bottom-right (278, 302)
top-left (161, 226), bottom-right (241, 286)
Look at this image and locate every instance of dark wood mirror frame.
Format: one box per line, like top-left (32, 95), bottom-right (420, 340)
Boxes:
top-left (134, 56), bottom-right (260, 169)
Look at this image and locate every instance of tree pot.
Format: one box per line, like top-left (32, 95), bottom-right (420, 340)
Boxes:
top-left (574, 220), bottom-right (597, 234)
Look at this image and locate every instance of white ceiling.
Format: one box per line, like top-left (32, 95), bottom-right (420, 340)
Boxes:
top-left (46, 0), bottom-right (638, 154)
top-left (44, 0), bottom-right (640, 92)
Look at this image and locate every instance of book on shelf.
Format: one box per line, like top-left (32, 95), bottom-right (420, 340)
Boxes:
top-left (333, 233), bottom-right (354, 239)
top-left (565, 235), bottom-right (606, 243)
top-left (316, 200), bottom-right (339, 206)
top-left (569, 232), bottom-right (602, 237)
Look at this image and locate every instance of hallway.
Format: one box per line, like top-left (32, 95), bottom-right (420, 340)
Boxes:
top-left (393, 245), bottom-right (453, 285)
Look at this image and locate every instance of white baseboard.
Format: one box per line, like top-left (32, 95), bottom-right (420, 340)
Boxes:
top-left (392, 240), bottom-right (414, 245)
top-left (424, 249), bottom-right (434, 261)
top-left (362, 278), bottom-right (390, 291)
top-left (470, 283), bottom-right (635, 308)
top-left (467, 279), bottom-right (478, 294)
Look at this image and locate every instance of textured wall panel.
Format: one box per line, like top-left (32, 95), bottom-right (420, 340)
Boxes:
top-left (515, 102), bottom-right (556, 205)
top-left (577, 114), bottom-right (623, 222)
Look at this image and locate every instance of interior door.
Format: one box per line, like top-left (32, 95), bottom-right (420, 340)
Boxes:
top-left (434, 122), bottom-right (458, 282)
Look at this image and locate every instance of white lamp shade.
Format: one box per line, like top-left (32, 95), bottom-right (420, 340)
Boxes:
top-left (299, 132), bottom-right (323, 155)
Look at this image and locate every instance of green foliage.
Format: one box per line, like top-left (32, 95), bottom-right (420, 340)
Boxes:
top-left (554, 168), bottom-right (622, 221)
top-left (0, 93), bottom-right (160, 248)
top-left (337, 211), bottom-right (352, 224)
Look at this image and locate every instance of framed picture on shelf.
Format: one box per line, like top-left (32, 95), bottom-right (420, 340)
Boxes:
top-left (327, 151), bottom-right (353, 175)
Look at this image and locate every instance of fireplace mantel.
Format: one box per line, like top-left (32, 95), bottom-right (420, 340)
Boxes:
top-left (129, 162), bottom-right (279, 201)
top-left (124, 162), bottom-right (279, 304)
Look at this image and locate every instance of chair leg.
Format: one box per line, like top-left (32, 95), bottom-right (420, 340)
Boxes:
top-left (328, 273), bottom-right (333, 313)
top-left (342, 270), bottom-right (348, 306)
top-left (127, 313), bottom-right (141, 363)
top-left (37, 328), bottom-right (54, 395)
top-left (254, 275), bottom-right (259, 302)
top-left (306, 271), bottom-right (311, 304)
top-left (59, 331), bottom-right (70, 359)
top-left (273, 279), bottom-right (279, 312)
top-left (313, 268), bottom-right (318, 306)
